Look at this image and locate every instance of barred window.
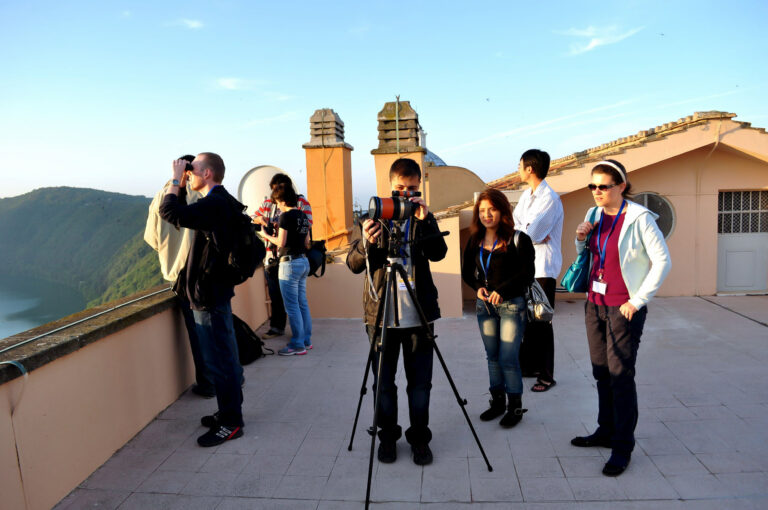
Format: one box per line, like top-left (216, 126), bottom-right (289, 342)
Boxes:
top-left (718, 191), bottom-right (768, 234)
top-left (632, 192), bottom-right (675, 238)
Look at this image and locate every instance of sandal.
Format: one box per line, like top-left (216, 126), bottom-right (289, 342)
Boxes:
top-left (531, 379), bottom-right (556, 392)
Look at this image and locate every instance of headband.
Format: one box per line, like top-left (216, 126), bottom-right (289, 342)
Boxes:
top-left (594, 160), bottom-right (626, 183)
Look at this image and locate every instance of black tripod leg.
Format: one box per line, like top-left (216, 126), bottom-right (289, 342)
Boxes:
top-left (394, 264), bottom-right (494, 472)
top-left (365, 267), bottom-right (395, 509)
top-left (348, 340), bottom-right (375, 451)
top-left (348, 285), bottom-right (388, 451)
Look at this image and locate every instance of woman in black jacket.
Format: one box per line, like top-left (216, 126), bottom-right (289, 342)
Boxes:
top-left (462, 188), bottom-right (535, 427)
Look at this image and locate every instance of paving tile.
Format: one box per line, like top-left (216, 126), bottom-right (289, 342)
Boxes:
top-left (53, 488), bottom-right (129, 509)
top-left (558, 455), bottom-right (608, 478)
top-left (519, 477), bottom-right (575, 501)
top-left (135, 469), bottom-right (196, 494)
top-left (567, 476), bottom-right (626, 501)
top-left (513, 456), bottom-right (564, 478)
top-left (420, 460), bottom-right (471, 502)
top-left (231, 472), bottom-right (281, 498)
top-left (179, 471), bottom-right (240, 497)
top-left (273, 474), bottom-right (329, 500)
top-left (716, 472), bottom-right (768, 498)
top-left (696, 452), bottom-right (764, 474)
top-left (240, 453), bottom-right (293, 476)
top-left (104, 447), bottom-right (173, 472)
top-left (650, 454), bottom-right (709, 476)
top-left (117, 493), bottom-right (221, 509)
top-left (615, 474), bottom-right (680, 500)
top-left (80, 466), bottom-right (151, 491)
top-left (285, 453), bottom-right (337, 477)
top-left (469, 476), bottom-right (523, 502)
top-left (216, 497), bottom-right (319, 509)
top-left (666, 474), bottom-right (734, 499)
top-left (199, 452), bottom-right (251, 474)
top-left (157, 449), bottom-right (212, 472)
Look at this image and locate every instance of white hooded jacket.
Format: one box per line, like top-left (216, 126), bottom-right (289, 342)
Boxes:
top-left (144, 181), bottom-right (203, 282)
top-left (575, 200), bottom-right (671, 310)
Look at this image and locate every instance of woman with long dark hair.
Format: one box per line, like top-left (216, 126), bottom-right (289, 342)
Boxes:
top-left (461, 188), bottom-right (535, 427)
top-left (260, 183), bottom-right (313, 355)
top-left (570, 159), bottom-right (671, 476)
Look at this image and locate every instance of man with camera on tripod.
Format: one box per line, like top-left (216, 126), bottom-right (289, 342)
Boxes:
top-left (346, 158), bottom-right (447, 466)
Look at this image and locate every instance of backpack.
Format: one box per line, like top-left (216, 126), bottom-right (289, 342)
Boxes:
top-left (307, 239), bottom-right (327, 277)
top-left (232, 314), bottom-right (273, 364)
top-left (225, 197), bottom-right (266, 285)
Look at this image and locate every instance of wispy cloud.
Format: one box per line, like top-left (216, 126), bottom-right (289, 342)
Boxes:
top-left (172, 18), bottom-right (203, 29)
top-left (556, 25), bottom-right (644, 55)
top-left (120, 10), bottom-right (132, 18)
top-left (442, 99), bottom-right (639, 155)
top-left (216, 78), bottom-right (294, 102)
top-left (244, 112), bottom-right (298, 127)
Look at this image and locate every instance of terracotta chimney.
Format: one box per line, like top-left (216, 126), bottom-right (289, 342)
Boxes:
top-left (302, 108), bottom-right (354, 250)
top-left (371, 100), bottom-right (426, 197)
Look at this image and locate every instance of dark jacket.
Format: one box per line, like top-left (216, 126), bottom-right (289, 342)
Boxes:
top-left (461, 231), bottom-right (535, 301)
top-left (159, 185), bottom-right (237, 311)
top-left (346, 213), bottom-right (448, 326)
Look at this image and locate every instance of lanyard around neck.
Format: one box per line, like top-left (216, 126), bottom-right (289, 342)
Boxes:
top-left (596, 200), bottom-right (626, 273)
top-left (479, 237), bottom-right (498, 286)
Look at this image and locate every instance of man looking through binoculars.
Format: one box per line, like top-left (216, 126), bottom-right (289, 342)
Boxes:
top-left (346, 158), bottom-right (447, 466)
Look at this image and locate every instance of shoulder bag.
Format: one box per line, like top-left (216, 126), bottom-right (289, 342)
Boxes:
top-left (560, 207), bottom-right (598, 293)
top-left (513, 231), bottom-right (554, 322)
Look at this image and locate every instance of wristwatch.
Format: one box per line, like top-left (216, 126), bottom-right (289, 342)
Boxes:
top-left (172, 179), bottom-right (180, 186)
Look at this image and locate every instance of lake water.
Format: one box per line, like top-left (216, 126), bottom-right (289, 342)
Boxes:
top-left (0, 274), bottom-right (86, 340)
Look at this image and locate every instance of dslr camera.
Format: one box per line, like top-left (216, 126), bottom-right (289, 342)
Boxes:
top-left (368, 190), bottom-right (421, 222)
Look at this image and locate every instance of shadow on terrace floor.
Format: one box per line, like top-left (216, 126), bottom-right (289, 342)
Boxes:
top-left (56, 296), bottom-right (768, 509)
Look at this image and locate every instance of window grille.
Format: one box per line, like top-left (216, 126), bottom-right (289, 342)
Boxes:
top-left (717, 191), bottom-right (768, 234)
top-left (631, 192), bottom-right (675, 238)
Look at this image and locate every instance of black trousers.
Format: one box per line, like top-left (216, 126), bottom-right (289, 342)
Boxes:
top-left (519, 277), bottom-right (556, 382)
top-left (585, 301), bottom-right (647, 455)
top-left (265, 262), bottom-right (286, 331)
top-left (367, 324), bottom-right (434, 445)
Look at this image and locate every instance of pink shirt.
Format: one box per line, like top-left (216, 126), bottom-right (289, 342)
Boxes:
top-left (588, 211), bottom-right (630, 306)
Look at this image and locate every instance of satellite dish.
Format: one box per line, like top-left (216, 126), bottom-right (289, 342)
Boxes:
top-left (237, 165), bottom-right (291, 216)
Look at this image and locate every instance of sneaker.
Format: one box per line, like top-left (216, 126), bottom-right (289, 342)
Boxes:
top-left (411, 444), bottom-right (433, 466)
top-left (377, 441), bottom-right (396, 463)
top-left (305, 343), bottom-right (313, 350)
top-left (197, 424), bottom-right (243, 447)
top-left (190, 384), bottom-right (215, 399)
top-left (201, 412), bottom-right (220, 428)
top-left (262, 328), bottom-right (284, 339)
top-left (278, 345), bottom-right (307, 356)
top-left (602, 452), bottom-right (631, 476)
top-left (571, 433), bottom-right (612, 448)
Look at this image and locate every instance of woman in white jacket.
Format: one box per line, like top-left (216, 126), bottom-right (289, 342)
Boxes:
top-left (570, 159), bottom-right (671, 476)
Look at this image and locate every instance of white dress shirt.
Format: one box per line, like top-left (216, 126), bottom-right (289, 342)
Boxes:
top-left (513, 179), bottom-right (564, 279)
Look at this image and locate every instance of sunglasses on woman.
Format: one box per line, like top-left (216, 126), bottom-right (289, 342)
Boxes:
top-left (587, 183), bottom-right (618, 191)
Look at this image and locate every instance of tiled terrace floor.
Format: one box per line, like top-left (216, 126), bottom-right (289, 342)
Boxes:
top-left (56, 296), bottom-right (768, 509)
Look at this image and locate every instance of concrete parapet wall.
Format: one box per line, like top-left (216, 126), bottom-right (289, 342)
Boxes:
top-left (0, 271), bottom-right (268, 510)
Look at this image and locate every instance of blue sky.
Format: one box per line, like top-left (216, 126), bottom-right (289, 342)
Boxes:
top-left (1, 1), bottom-right (766, 205)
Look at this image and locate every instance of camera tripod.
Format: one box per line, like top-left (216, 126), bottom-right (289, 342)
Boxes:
top-left (347, 253), bottom-right (493, 509)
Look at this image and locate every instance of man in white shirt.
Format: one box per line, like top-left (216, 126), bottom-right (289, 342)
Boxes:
top-left (513, 149), bottom-right (564, 392)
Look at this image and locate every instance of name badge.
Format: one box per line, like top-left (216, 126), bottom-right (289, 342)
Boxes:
top-left (592, 280), bottom-right (607, 295)
top-left (398, 278), bottom-right (415, 291)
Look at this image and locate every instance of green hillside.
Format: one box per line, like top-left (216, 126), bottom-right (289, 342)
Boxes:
top-left (0, 187), bottom-right (164, 307)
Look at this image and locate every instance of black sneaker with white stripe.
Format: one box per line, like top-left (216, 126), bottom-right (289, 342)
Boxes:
top-left (197, 424), bottom-right (243, 447)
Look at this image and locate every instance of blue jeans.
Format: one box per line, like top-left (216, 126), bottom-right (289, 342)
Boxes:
top-left (180, 297), bottom-right (214, 393)
top-left (476, 296), bottom-right (527, 394)
top-left (278, 256), bottom-right (312, 349)
top-left (193, 301), bottom-right (244, 426)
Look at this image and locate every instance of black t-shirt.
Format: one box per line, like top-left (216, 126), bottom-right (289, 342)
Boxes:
top-left (277, 208), bottom-right (310, 257)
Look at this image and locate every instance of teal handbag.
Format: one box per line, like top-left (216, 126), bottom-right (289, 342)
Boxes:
top-left (560, 208), bottom-right (598, 292)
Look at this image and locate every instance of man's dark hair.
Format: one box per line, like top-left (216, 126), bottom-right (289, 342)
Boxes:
top-left (179, 154), bottom-right (195, 163)
top-left (197, 152), bottom-right (225, 183)
top-left (271, 182), bottom-right (298, 207)
top-left (269, 173), bottom-right (293, 189)
top-left (389, 158), bottom-right (421, 181)
top-left (520, 149), bottom-right (550, 180)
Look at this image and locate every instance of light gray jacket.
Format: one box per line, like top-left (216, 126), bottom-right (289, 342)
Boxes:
top-left (575, 201), bottom-right (671, 310)
top-left (144, 181), bottom-right (202, 282)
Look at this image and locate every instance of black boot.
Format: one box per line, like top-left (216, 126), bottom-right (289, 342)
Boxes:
top-left (480, 388), bottom-right (506, 421)
top-left (500, 393), bottom-right (527, 428)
